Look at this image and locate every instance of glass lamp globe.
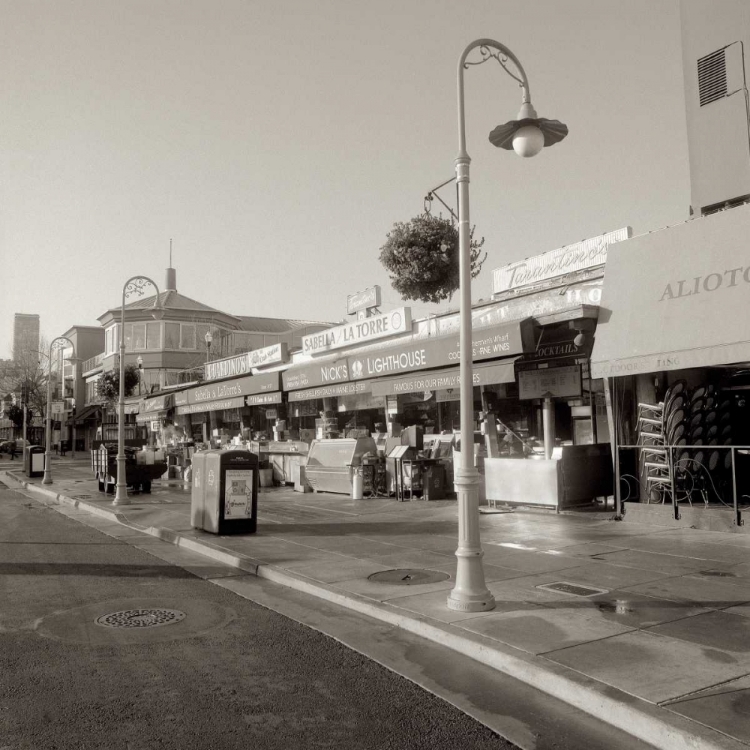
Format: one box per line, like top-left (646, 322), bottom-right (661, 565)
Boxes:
top-left (512, 125), bottom-right (545, 157)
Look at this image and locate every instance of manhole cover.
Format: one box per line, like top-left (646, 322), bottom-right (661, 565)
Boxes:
top-left (368, 569), bottom-right (450, 585)
top-left (95, 608), bottom-right (186, 629)
top-left (537, 582), bottom-right (609, 597)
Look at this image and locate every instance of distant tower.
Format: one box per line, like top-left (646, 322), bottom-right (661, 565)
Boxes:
top-left (12, 313), bottom-right (40, 362)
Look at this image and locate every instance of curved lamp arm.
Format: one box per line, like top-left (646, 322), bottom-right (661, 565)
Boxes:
top-left (457, 39), bottom-right (531, 158)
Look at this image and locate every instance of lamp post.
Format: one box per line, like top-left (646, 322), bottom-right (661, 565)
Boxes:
top-left (447, 40), bottom-right (567, 613)
top-left (43, 337), bottom-right (77, 484)
top-left (204, 330), bottom-right (213, 367)
top-left (114, 276), bottom-right (164, 506)
top-left (136, 355), bottom-right (143, 396)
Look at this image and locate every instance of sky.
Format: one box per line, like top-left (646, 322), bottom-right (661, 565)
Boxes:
top-left (0, 0), bottom-right (690, 359)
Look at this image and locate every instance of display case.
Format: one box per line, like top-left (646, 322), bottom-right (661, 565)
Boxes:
top-left (267, 440), bottom-right (309, 485)
top-left (305, 437), bottom-right (378, 494)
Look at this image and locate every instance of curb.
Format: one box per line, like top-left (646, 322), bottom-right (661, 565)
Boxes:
top-left (3, 471), bottom-right (745, 750)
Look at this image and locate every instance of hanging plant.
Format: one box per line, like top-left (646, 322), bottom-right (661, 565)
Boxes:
top-left (379, 214), bottom-right (486, 304)
top-left (96, 365), bottom-right (140, 405)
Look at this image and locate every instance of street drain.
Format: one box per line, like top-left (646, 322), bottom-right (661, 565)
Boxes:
top-left (71, 494), bottom-right (93, 500)
top-left (95, 608), bottom-right (186, 629)
top-left (368, 569), bottom-right (450, 585)
top-left (537, 582), bottom-right (609, 597)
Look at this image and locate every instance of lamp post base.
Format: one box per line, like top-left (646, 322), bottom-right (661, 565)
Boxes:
top-left (447, 465), bottom-right (496, 612)
top-left (447, 588), bottom-right (496, 612)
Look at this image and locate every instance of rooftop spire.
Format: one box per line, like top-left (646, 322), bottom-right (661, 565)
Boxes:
top-left (166, 238), bottom-right (177, 291)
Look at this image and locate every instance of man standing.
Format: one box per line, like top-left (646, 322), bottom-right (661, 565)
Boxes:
top-left (8, 440), bottom-right (17, 460)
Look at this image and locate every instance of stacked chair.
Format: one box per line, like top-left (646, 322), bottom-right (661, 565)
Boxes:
top-left (637, 381), bottom-right (733, 506)
top-left (637, 380), bottom-right (687, 503)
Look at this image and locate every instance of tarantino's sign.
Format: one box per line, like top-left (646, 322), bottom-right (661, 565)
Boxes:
top-left (287, 380), bottom-right (373, 402)
top-left (347, 319), bottom-right (533, 381)
top-left (492, 228), bottom-right (631, 295)
top-left (301, 307), bottom-right (411, 355)
top-left (185, 372), bottom-right (279, 405)
top-left (282, 358), bottom-right (350, 391)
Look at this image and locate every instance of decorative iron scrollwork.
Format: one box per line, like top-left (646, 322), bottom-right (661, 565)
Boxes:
top-left (464, 44), bottom-right (524, 88)
top-left (124, 277), bottom-right (155, 301)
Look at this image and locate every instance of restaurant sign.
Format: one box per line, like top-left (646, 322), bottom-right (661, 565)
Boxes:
top-left (348, 319), bottom-right (533, 382)
top-left (492, 227), bottom-right (631, 295)
top-left (371, 360), bottom-right (517, 397)
top-left (185, 371), bottom-right (279, 405)
top-left (245, 391), bottom-right (283, 406)
top-left (518, 365), bottom-right (582, 400)
top-left (282, 358), bottom-right (350, 391)
top-left (142, 393), bottom-right (173, 413)
top-left (301, 307), bottom-right (411, 355)
top-left (287, 380), bottom-right (373, 402)
top-left (347, 285), bottom-right (381, 315)
top-left (206, 344), bottom-right (289, 381)
top-left (176, 396), bottom-right (246, 415)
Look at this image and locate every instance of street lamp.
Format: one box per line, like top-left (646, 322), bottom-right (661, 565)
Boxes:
top-left (204, 330), bottom-right (213, 366)
top-left (447, 40), bottom-right (567, 613)
top-left (136, 355), bottom-right (143, 396)
top-left (114, 276), bottom-right (164, 506)
top-left (43, 337), bottom-right (77, 484)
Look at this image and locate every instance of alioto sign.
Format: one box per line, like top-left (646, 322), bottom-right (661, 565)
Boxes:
top-left (301, 307), bottom-right (411, 355)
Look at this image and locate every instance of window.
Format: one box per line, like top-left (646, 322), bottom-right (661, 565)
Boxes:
top-left (121, 324), bottom-right (131, 351)
top-left (180, 324), bottom-right (196, 350)
top-left (146, 322), bottom-right (161, 349)
top-left (133, 323), bottom-right (146, 350)
top-left (165, 323), bottom-right (180, 349)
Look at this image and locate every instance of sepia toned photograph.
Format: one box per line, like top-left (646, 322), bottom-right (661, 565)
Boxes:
top-left (1, 1), bottom-right (749, 748)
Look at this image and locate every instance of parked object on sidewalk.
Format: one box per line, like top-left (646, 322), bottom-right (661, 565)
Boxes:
top-left (190, 449), bottom-right (258, 534)
top-left (305, 437), bottom-right (377, 495)
top-left (91, 444), bottom-right (167, 495)
top-left (23, 445), bottom-right (45, 478)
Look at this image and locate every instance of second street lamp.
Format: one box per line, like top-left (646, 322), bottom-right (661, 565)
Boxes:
top-left (114, 276), bottom-right (164, 506)
top-left (42, 337), bottom-right (77, 485)
top-left (447, 39), bottom-right (567, 613)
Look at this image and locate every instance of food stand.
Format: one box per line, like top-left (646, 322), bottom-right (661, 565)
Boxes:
top-left (305, 437), bottom-right (377, 494)
top-left (484, 443), bottom-right (612, 511)
top-left (266, 440), bottom-right (309, 485)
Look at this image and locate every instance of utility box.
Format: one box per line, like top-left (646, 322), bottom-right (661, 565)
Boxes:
top-left (191, 449), bottom-right (258, 534)
top-left (422, 464), bottom-right (447, 501)
top-left (24, 446), bottom-right (45, 478)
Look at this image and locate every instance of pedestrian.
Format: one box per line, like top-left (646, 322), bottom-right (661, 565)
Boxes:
top-left (9, 440), bottom-right (17, 460)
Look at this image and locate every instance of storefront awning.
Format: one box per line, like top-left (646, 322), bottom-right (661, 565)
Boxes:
top-left (67, 404), bottom-right (100, 425)
top-left (371, 358), bottom-right (518, 397)
top-left (590, 205), bottom-right (750, 378)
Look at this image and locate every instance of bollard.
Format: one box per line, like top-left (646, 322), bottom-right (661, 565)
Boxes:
top-left (351, 465), bottom-right (364, 500)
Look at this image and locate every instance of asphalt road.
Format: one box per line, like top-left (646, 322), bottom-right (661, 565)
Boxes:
top-left (0, 481), bottom-right (516, 750)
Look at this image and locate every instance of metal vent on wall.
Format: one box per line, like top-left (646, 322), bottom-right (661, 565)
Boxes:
top-left (698, 48), bottom-right (728, 106)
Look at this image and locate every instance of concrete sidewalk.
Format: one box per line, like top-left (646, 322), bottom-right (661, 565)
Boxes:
top-left (3, 457), bottom-right (750, 750)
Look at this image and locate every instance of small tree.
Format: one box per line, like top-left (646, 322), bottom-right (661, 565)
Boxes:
top-left (379, 214), bottom-right (487, 304)
top-left (6, 404), bottom-right (24, 433)
top-left (96, 365), bottom-right (140, 405)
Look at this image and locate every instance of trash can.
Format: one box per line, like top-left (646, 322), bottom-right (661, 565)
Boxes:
top-left (24, 446), bottom-right (45, 478)
top-left (191, 449), bottom-right (258, 534)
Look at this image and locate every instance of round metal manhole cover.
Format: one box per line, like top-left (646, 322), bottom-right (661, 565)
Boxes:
top-left (368, 569), bottom-right (450, 585)
top-left (95, 608), bottom-right (186, 629)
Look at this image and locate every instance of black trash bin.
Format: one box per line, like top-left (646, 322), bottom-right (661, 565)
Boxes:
top-left (24, 446), bottom-right (45, 478)
top-left (191, 449), bottom-right (258, 534)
